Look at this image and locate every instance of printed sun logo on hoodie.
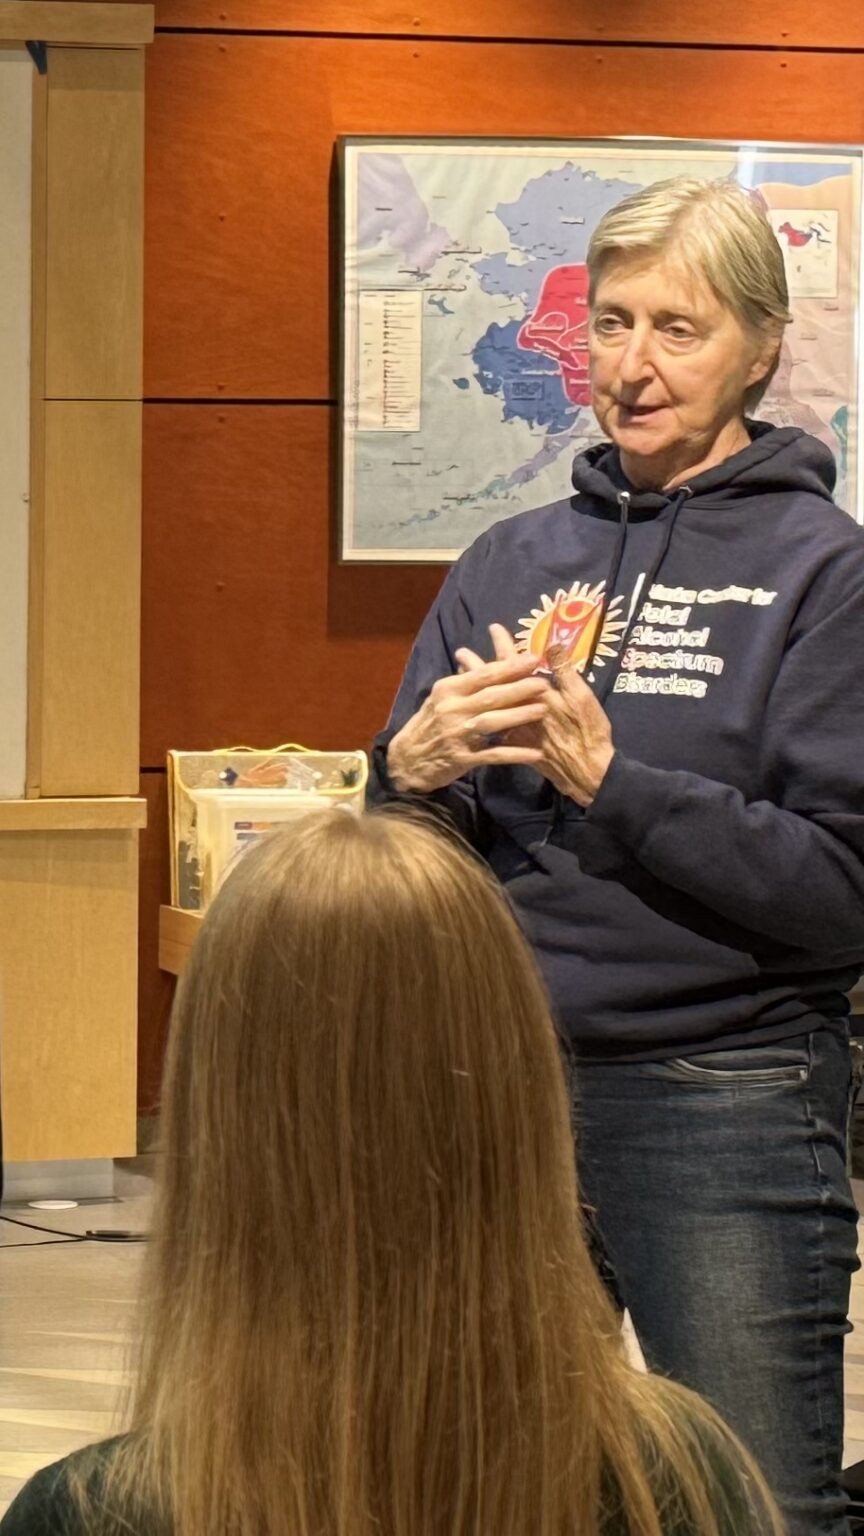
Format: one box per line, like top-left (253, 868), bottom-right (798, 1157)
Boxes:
top-left (515, 575), bottom-right (779, 698)
top-left (516, 580), bottom-right (628, 674)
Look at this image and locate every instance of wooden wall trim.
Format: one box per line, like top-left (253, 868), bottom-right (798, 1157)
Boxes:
top-left (0, 797), bottom-right (147, 830)
top-left (0, 2), bottom-right (153, 46)
top-left (27, 68), bottom-right (48, 798)
top-left (0, 55), bottom-right (35, 799)
top-left (150, 0), bottom-right (864, 50)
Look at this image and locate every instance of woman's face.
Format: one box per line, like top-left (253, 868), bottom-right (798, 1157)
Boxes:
top-left (588, 253), bottom-right (774, 489)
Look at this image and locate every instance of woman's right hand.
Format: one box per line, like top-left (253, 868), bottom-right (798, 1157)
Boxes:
top-left (386, 649), bottom-right (549, 793)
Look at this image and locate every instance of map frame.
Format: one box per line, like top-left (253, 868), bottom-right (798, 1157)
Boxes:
top-left (338, 136), bottom-right (863, 564)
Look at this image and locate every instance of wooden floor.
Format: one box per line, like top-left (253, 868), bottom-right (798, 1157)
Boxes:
top-left (0, 1163), bottom-right (863, 1515)
top-left (0, 1159), bottom-right (149, 1516)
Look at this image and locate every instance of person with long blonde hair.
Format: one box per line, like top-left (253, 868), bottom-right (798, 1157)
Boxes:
top-left (2, 812), bottom-right (782, 1536)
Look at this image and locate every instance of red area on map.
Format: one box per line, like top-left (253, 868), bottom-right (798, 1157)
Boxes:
top-left (779, 221), bottom-right (813, 249)
top-left (517, 264), bottom-right (591, 406)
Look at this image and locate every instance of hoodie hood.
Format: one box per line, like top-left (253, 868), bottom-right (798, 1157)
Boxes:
top-left (571, 420), bottom-right (837, 516)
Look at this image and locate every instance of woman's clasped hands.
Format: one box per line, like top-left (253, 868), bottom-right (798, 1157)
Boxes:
top-left (386, 639), bottom-right (548, 793)
top-left (388, 623), bottom-right (615, 807)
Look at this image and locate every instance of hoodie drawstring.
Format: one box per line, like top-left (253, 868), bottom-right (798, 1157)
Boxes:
top-left (594, 484), bottom-right (692, 706)
top-left (582, 490), bottom-right (630, 680)
top-left (539, 483), bottom-right (692, 849)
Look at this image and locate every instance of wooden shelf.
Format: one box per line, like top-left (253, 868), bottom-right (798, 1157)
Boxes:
top-left (0, 3), bottom-right (154, 47)
top-left (0, 796), bottom-right (146, 831)
top-left (159, 904), bottom-right (204, 976)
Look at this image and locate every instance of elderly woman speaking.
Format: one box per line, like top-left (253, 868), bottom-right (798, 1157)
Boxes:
top-left (371, 178), bottom-right (864, 1533)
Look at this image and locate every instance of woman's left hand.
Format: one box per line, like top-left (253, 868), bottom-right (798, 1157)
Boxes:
top-left (540, 643), bottom-right (615, 807)
top-left (458, 625), bottom-right (615, 807)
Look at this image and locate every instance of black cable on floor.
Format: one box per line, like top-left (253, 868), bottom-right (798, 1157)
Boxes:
top-left (0, 1237), bottom-right (87, 1249)
top-left (0, 1214), bottom-right (148, 1244)
top-left (1, 1213), bottom-right (88, 1239)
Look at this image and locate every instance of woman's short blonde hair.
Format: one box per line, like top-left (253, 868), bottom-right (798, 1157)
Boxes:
top-left (587, 176), bottom-right (792, 406)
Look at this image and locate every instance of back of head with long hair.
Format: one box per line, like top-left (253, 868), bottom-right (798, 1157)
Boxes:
top-left (84, 810), bottom-right (781, 1536)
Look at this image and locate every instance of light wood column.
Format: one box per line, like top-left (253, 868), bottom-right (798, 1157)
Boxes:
top-left (29, 42), bottom-right (145, 798)
top-left (37, 400), bottom-right (142, 797)
top-left (0, 812), bottom-right (146, 1162)
top-left (0, 5), bottom-right (153, 1164)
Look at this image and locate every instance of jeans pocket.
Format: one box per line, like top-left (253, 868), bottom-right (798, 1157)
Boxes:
top-left (658, 1036), bottom-right (812, 1088)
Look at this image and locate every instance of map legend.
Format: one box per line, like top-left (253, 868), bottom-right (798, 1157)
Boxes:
top-left (356, 289), bottom-right (422, 432)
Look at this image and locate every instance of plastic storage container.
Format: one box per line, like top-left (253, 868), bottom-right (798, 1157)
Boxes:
top-left (169, 747), bottom-right (368, 910)
top-left (190, 788), bottom-right (346, 905)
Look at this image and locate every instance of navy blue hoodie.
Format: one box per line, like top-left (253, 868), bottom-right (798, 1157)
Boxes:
top-left (370, 423), bottom-right (864, 1059)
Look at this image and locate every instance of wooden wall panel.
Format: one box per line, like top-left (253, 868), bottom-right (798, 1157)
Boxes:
top-left (45, 46), bottom-right (145, 400)
top-left (150, 0), bottom-right (864, 50)
top-left (138, 771), bottom-right (174, 1112)
top-left (144, 35), bottom-right (864, 400)
top-left (0, 3), bottom-right (152, 45)
top-left (0, 828), bottom-right (138, 1161)
top-left (37, 400), bottom-right (141, 796)
top-left (140, 404), bottom-right (442, 765)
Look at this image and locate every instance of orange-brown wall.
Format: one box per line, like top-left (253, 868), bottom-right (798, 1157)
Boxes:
top-left (137, 0), bottom-right (864, 1109)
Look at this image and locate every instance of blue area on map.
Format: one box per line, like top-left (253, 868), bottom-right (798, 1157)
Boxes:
top-left (737, 162), bottom-right (852, 187)
top-left (469, 168), bottom-right (643, 433)
top-left (428, 295), bottom-right (455, 315)
top-left (453, 377), bottom-right (470, 390)
top-left (474, 165), bottom-right (641, 308)
top-left (472, 320), bottom-right (573, 433)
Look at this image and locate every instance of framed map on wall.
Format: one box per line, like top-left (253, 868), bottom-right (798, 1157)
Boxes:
top-left (339, 137), bottom-right (863, 563)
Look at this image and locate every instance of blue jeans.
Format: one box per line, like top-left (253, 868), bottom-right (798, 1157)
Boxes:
top-left (569, 1026), bottom-right (860, 1535)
